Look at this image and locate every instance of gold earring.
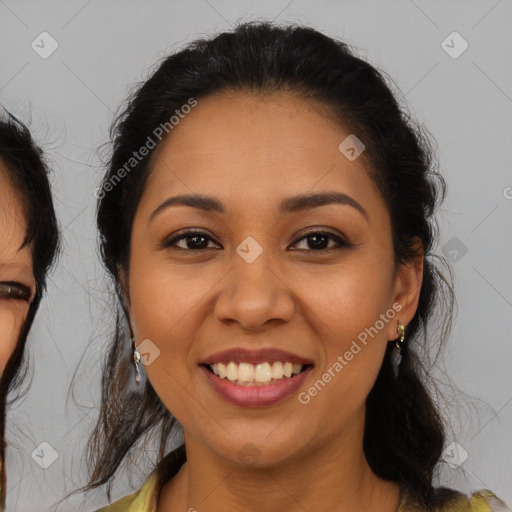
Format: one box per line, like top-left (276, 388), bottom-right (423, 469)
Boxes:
top-left (396, 319), bottom-right (405, 349)
top-left (391, 320), bottom-right (405, 379)
top-left (132, 340), bottom-right (141, 384)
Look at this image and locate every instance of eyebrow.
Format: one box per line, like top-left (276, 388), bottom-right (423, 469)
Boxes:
top-left (149, 191), bottom-right (369, 223)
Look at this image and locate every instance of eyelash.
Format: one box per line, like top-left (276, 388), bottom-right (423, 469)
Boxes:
top-left (0, 282), bottom-right (32, 302)
top-left (162, 228), bottom-right (351, 252)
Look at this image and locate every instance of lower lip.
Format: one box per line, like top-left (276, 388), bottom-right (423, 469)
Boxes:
top-left (200, 365), bottom-right (313, 407)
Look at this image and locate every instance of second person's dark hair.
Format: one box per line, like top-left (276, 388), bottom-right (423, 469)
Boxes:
top-left (0, 109), bottom-right (60, 506)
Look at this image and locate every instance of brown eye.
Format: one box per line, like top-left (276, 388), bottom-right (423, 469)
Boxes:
top-left (0, 282), bottom-right (32, 301)
top-left (291, 230), bottom-right (351, 251)
top-left (162, 229), bottom-right (221, 251)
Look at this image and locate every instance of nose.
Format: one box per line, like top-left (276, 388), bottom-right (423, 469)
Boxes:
top-left (213, 244), bottom-right (295, 331)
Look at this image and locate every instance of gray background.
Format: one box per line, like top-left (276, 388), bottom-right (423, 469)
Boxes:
top-left (1, 0), bottom-right (511, 510)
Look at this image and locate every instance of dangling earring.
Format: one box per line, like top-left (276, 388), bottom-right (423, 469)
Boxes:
top-left (132, 339), bottom-right (141, 384)
top-left (390, 320), bottom-right (405, 379)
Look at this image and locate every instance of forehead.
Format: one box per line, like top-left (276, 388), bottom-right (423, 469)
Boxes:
top-left (142, 91), bottom-right (386, 218)
top-left (0, 165), bottom-right (30, 258)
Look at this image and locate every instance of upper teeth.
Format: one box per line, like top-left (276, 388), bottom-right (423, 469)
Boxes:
top-left (210, 361), bottom-right (303, 383)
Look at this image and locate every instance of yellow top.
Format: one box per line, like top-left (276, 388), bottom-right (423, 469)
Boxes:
top-left (96, 474), bottom-right (511, 512)
top-left (96, 471), bottom-right (160, 512)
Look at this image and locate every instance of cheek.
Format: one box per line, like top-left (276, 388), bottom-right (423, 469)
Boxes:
top-left (300, 260), bottom-right (394, 396)
top-left (127, 262), bottom-right (211, 419)
top-left (303, 256), bottom-right (393, 339)
top-left (127, 250), bottom-right (219, 394)
top-left (128, 261), bottom-right (210, 342)
top-left (0, 306), bottom-right (26, 373)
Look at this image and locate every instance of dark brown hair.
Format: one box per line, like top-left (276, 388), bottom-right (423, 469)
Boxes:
top-left (87, 21), bottom-right (456, 509)
top-left (0, 110), bottom-right (60, 507)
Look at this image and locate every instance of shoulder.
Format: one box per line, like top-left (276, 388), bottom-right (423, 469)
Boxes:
top-left (466, 490), bottom-right (512, 512)
top-left (94, 471), bottom-right (159, 512)
top-left (93, 444), bottom-right (187, 512)
top-left (434, 488), bottom-right (511, 512)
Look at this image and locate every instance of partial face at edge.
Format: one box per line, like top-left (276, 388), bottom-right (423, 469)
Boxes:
top-left (0, 167), bottom-right (35, 375)
top-left (125, 91), bottom-right (421, 466)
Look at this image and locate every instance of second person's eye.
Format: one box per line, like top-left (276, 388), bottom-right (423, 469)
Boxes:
top-left (0, 282), bottom-right (32, 301)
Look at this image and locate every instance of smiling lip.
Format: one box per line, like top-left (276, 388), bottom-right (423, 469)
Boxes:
top-left (199, 347), bottom-right (314, 407)
top-left (200, 364), bottom-right (313, 407)
top-left (201, 347), bottom-right (314, 366)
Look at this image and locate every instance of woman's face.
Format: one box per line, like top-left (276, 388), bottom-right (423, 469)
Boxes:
top-left (127, 92), bottom-right (422, 467)
top-left (0, 168), bottom-right (35, 374)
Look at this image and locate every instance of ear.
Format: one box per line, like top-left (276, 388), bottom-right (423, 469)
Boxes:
top-left (117, 266), bottom-right (136, 339)
top-left (386, 237), bottom-right (424, 341)
top-left (117, 265), bottom-right (131, 309)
